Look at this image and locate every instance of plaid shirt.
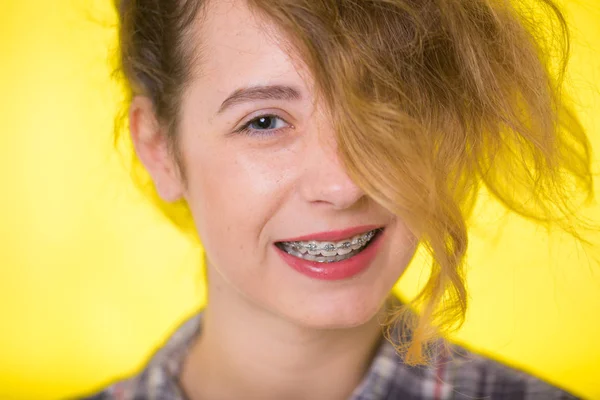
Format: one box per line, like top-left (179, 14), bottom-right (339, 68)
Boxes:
top-left (81, 312), bottom-right (580, 400)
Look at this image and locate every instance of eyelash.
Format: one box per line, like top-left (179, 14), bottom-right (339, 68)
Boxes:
top-left (235, 114), bottom-right (291, 137)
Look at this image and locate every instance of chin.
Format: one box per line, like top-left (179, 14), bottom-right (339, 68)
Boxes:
top-left (282, 288), bottom-right (388, 330)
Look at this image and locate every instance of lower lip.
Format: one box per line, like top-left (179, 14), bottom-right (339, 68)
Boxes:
top-left (274, 230), bottom-right (386, 281)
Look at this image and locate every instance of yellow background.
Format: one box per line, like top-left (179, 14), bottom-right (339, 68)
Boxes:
top-left (0, 0), bottom-right (599, 399)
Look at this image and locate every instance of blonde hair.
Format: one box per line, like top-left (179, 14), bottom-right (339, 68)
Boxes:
top-left (114, 0), bottom-right (595, 365)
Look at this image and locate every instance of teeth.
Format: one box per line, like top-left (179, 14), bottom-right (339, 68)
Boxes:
top-left (321, 249), bottom-right (338, 257)
top-left (282, 245), bottom-right (359, 263)
top-left (307, 241), bottom-right (321, 256)
top-left (279, 229), bottom-right (381, 261)
top-left (303, 253), bottom-right (317, 261)
top-left (338, 240), bottom-right (352, 248)
top-left (283, 230), bottom-right (377, 254)
top-left (336, 247), bottom-right (353, 255)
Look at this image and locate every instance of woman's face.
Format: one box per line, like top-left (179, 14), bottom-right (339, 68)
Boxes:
top-left (135, 0), bottom-right (418, 328)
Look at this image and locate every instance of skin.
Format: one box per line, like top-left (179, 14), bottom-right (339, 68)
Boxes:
top-left (129, 0), bottom-right (418, 399)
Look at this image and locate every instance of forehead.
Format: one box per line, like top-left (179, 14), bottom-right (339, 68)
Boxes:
top-left (191, 0), bottom-right (310, 101)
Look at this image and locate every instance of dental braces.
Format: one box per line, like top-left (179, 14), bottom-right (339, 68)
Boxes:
top-left (286, 230), bottom-right (376, 252)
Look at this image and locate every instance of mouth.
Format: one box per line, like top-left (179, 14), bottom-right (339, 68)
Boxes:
top-left (274, 228), bottom-right (385, 264)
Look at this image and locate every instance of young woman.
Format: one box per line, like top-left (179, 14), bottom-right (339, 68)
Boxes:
top-left (84, 0), bottom-right (593, 398)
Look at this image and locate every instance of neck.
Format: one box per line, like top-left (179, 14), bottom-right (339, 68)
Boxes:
top-left (180, 274), bottom-right (387, 400)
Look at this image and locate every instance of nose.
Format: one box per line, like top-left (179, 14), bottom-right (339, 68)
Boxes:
top-left (298, 129), bottom-right (366, 210)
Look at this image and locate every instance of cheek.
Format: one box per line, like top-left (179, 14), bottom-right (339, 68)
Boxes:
top-left (182, 142), bottom-right (296, 272)
top-left (392, 223), bottom-right (419, 264)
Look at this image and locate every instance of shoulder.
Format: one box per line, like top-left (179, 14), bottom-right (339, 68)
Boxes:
top-left (77, 313), bottom-right (202, 400)
top-left (440, 344), bottom-right (580, 400)
top-left (381, 340), bottom-right (580, 400)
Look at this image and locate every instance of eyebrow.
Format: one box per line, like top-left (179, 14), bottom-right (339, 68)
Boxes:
top-left (217, 84), bottom-right (302, 114)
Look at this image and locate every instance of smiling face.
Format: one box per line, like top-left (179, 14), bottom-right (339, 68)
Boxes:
top-left (131, 0), bottom-right (418, 328)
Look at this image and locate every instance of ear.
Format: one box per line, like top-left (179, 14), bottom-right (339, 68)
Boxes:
top-left (129, 96), bottom-right (184, 203)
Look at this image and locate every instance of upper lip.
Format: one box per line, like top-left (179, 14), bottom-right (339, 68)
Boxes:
top-left (276, 225), bottom-right (384, 243)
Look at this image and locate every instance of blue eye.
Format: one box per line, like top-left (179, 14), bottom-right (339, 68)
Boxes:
top-left (237, 114), bottom-right (290, 136)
